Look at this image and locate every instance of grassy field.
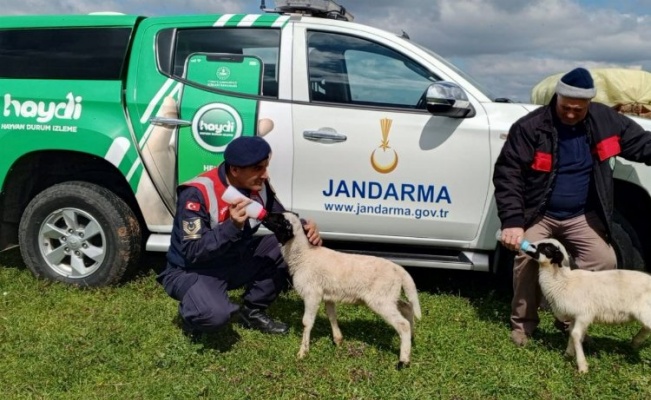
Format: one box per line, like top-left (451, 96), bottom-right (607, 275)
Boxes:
top-left (2, 248), bottom-right (651, 399)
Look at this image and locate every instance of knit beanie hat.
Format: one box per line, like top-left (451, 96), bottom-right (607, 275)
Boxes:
top-left (555, 67), bottom-right (596, 99)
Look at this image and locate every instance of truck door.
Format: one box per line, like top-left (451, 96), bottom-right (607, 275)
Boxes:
top-left (127, 17), bottom-right (291, 218)
top-left (290, 26), bottom-right (492, 243)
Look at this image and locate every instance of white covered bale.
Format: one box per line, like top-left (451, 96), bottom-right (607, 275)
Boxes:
top-left (531, 68), bottom-right (651, 118)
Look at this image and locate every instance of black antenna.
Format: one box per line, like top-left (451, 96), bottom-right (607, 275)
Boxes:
top-left (260, 0), bottom-right (266, 11)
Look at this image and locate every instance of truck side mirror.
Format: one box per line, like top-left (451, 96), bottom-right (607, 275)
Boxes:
top-left (425, 81), bottom-right (475, 118)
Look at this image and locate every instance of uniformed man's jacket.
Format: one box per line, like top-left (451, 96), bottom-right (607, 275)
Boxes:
top-left (166, 164), bottom-right (284, 269)
top-left (493, 95), bottom-right (651, 236)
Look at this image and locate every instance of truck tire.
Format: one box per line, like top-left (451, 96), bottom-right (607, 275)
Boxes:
top-left (18, 181), bottom-right (142, 287)
top-left (611, 210), bottom-right (645, 271)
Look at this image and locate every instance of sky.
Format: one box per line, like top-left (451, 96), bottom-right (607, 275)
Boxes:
top-left (5, 0), bottom-right (651, 103)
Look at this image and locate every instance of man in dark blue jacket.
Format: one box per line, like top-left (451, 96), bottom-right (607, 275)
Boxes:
top-left (493, 67), bottom-right (651, 346)
top-left (158, 136), bottom-right (322, 337)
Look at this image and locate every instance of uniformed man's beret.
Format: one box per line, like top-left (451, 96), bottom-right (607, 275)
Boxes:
top-left (224, 136), bottom-right (271, 167)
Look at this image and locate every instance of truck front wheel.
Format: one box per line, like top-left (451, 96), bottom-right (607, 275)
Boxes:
top-left (18, 181), bottom-right (142, 287)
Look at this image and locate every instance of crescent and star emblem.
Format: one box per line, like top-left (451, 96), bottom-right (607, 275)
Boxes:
top-left (370, 118), bottom-right (399, 174)
top-left (183, 218), bottom-right (202, 240)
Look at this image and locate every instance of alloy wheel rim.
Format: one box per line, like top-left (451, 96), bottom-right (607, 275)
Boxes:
top-left (38, 207), bottom-right (106, 278)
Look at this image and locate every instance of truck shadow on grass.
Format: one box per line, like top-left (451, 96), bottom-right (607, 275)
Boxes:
top-left (533, 332), bottom-right (645, 364)
top-left (261, 267), bottom-right (518, 358)
top-left (271, 295), bottom-right (402, 354)
top-left (0, 247), bottom-right (26, 269)
top-left (407, 266), bottom-right (513, 326)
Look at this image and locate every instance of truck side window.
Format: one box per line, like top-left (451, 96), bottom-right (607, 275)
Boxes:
top-left (307, 31), bottom-right (438, 109)
top-left (0, 28), bottom-right (131, 80)
top-left (157, 28), bottom-right (281, 98)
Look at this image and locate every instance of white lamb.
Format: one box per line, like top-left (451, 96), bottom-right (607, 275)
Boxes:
top-left (262, 211), bottom-right (422, 369)
top-left (526, 238), bottom-right (651, 373)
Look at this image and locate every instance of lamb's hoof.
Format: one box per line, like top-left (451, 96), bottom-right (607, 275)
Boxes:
top-left (396, 361), bottom-right (410, 370)
top-left (578, 366), bottom-right (588, 374)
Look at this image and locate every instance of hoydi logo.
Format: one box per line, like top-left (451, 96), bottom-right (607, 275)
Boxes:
top-left (4, 93), bottom-right (83, 123)
top-left (370, 118), bottom-right (398, 174)
top-left (191, 103), bottom-right (243, 152)
top-left (200, 119), bottom-right (234, 134)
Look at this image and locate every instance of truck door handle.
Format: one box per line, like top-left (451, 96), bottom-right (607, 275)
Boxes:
top-left (303, 130), bottom-right (347, 143)
top-left (149, 117), bottom-right (191, 127)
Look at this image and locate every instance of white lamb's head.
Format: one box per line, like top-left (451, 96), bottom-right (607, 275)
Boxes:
top-left (262, 211), bottom-right (303, 245)
top-left (525, 238), bottom-right (572, 269)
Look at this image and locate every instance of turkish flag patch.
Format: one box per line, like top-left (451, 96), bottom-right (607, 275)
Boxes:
top-left (185, 201), bottom-right (201, 212)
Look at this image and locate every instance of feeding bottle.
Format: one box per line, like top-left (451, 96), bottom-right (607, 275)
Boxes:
top-left (495, 230), bottom-right (535, 252)
top-left (222, 185), bottom-right (267, 220)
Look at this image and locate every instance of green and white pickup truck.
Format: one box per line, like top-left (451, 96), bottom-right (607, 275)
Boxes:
top-left (2, 0), bottom-right (651, 286)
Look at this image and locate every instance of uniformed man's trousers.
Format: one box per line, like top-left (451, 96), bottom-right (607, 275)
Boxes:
top-left (158, 234), bottom-right (288, 333)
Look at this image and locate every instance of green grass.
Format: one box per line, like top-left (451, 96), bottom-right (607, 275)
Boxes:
top-left (2, 248), bottom-right (651, 399)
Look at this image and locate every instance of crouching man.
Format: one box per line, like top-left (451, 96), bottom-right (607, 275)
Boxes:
top-left (157, 136), bottom-right (322, 337)
top-left (493, 67), bottom-right (651, 346)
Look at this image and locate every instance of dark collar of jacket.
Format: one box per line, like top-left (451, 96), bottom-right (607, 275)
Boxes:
top-left (536, 94), bottom-right (612, 144)
top-left (217, 163), bottom-right (229, 187)
top-left (537, 94), bottom-right (587, 135)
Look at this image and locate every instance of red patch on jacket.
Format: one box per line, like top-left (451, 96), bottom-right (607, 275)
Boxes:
top-left (185, 201), bottom-right (201, 212)
top-left (594, 135), bottom-right (621, 161)
top-left (531, 151), bottom-right (552, 172)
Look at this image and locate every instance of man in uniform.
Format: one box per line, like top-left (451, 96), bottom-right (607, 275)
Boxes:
top-left (157, 136), bottom-right (322, 337)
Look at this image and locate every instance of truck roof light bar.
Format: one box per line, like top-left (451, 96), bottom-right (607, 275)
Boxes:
top-left (261, 0), bottom-right (354, 21)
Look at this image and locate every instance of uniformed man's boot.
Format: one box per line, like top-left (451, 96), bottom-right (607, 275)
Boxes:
top-left (178, 313), bottom-right (203, 342)
top-left (238, 306), bottom-right (289, 334)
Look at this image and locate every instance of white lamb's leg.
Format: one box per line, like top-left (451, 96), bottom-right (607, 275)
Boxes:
top-left (298, 296), bottom-right (321, 359)
top-left (632, 326), bottom-right (651, 348)
top-left (324, 301), bottom-right (343, 346)
top-left (370, 301), bottom-right (412, 369)
top-left (565, 333), bottom-right (575, 357)
top-left (631, 311), bottom-right (651, 348)
top-left (397, 300), bottom-right (415, 338)
top-left (569, 320), bottom-right (589, 373)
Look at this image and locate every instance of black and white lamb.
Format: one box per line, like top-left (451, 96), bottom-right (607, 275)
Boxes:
top-left (526, 238), bottom-right (651, 373)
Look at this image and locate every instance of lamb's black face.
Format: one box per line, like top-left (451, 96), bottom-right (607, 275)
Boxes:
top-left (526, 242), bottom-right (566, 266)
top-left (262, 212), bottom-right (295, 244)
